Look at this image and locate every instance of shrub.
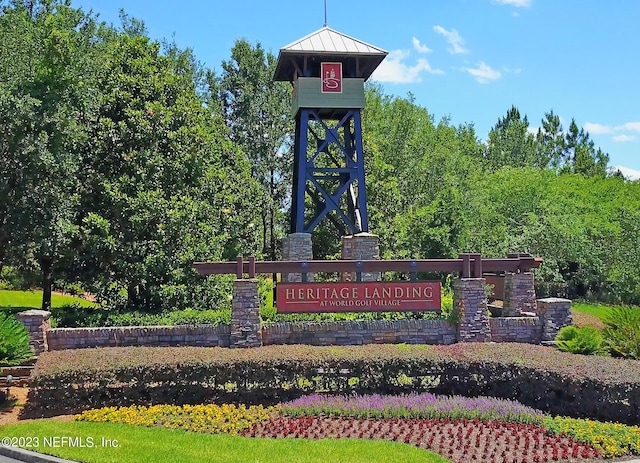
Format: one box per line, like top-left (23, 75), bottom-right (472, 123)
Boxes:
top-left (27, 343), bottom-right (640, 424)
top-left (51, 305), bottom-right (231, 328)
top-left (0, 312), bottom-right (34, 366)
top-left (0, 265), bottom-right (39, 290)
top-left (602, 307), bottom-right (640, 359)
top-left (554, 325), bottom-right (605, 355)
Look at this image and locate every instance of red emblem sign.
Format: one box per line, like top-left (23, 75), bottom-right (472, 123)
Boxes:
top-left (321, 62), bottom-right (342, 93)
top-left (276, 282), bottom-right (441, 313)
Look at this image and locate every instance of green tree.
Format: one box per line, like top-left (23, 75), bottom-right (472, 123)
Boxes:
top-left (535, 110), bottom-right (565, 170)
top-left (0, 89), bottom-right (43, 278)
top-left (485, 106), bottom-right (539, 169)
top-left (0, 0), bottom-right (99, 309)
top-left (212, 40), bottom-right (293, 261)
top-left (361, 85), bottom-right (482, 260)
top-left (77, 30), bottom-right (260, 310)
top-left (563, 119), bottom-right (609, 177)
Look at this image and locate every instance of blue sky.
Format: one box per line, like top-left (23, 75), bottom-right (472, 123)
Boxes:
top-left (74, 0), bottom-right (640, 178)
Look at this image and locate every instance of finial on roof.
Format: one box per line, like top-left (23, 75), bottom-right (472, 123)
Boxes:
top-left (324, 0), bottom-right (328, 27)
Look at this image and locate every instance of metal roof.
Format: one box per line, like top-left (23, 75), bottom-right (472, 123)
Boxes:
top-left (274, 26), bottom-right (387, 81)
top-left (280, 26), bottom-right (387, 55)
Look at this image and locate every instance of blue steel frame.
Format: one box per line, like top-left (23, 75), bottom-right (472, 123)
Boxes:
top-left (291, 108), bottom-right (369, 234)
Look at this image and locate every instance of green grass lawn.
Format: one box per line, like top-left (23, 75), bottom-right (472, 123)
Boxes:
top-left (0, 290), bottom-right (96, 311)
top-left (0, 421), bottom-right (449, 463)
top-left (571, 302), bottom-right (614, 322)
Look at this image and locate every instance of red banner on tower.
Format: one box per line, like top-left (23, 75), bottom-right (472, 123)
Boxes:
top-left (321, 62), bottom-right (342, 93)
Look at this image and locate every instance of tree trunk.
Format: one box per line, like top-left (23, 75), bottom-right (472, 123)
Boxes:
top-left (127, 282), bottom-right (138, 309)
top-left (261, 210), bottom-right (268, 256)
top-left (269, 168), bottom-right (277, 261)
top-left (0, 244), bottom-right (5, 279)
top-left (40, 257), bottom-right (53, 311)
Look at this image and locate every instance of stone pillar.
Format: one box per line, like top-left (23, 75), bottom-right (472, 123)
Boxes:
top-left (15, 309), bottom-right (51, 355)
top-left (282, 232), bottom-right (313, 282)
top-left (536, 297), bottom-right (572, 342)
top-left (453, 278), bottom-right (491, 342)
top-left (503, 272), bottom-right (536, 317)
top-left (230, 279), bottom-right (262, 348)
top-left (341, 232), bottom-right (380, 282)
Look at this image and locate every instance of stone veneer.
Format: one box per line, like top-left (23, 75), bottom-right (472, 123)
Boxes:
top-left (454, 277), bottom-right (491, 342)
top-left (47, 325), bottom-right (231, 350)
top-left (230, 279), bottom-right (262, 348)
top-left (43, 316), bottom-right (559, 351)
top-left (341, 233), bottom-right (381, 282)
top-left (489, 317), bottom-right (542, 344)
top-left (18, 298), bottom-right (573, 352)
top-left (14, 310), bottom-right (51, 355)
top-left (282, 233), bottom-right (314, 282)
top-left (262, 319), bottom-right (457, 346)
top-left (503, 272), bottom-right (536, 317)
top-left (536, 297), bottom-right (573, 342)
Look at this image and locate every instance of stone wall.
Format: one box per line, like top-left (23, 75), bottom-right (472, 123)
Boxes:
top-left (14, 310), bottom-right (50, 355)
top-left (45, 319), bottom-right (457, 350)
top-left (262, 319), bottom-right (457, 346)
top-left (489, 317), bottom-right (542, 344)
top-left (454, 278), bottom-right (491, 342)
top-left (19, 299), bottom-right (572, 352)
top-left (503, 272), bottom-right (536, 317)
top-left (47, 325), bottom-right (231, 350)
top-left (43, 317), bottom-right (550, 351)
top-left (536, 297), bottom-right (573, 342)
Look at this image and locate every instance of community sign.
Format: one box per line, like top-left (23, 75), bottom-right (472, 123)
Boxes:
top-left (276, 282), bottom-right (441, 313)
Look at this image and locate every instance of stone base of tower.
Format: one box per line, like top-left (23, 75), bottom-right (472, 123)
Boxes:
top-left (282, 233), bottom-right (313, 282)
top-left (341, 232), bottom-right (381, 282)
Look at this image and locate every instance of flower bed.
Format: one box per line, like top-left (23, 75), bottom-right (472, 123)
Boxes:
top-left (282, 393), bottom-right (544, 424)
top-left (242, 416), bottom-right (601, 463)
top-left (74, 393), bottom-right (640, 461)
top-left (76, 403), bottom-right (275, 435)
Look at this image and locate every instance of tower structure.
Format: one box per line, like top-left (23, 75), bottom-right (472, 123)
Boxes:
top-left (274, 27), bottom-right (387, 235)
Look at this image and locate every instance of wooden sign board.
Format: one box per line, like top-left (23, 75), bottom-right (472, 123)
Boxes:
top-left (276, 282), bottom-right (441, 313)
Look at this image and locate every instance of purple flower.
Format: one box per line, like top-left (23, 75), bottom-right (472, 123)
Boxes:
top-left (282, 393), bottom-right (545, 424)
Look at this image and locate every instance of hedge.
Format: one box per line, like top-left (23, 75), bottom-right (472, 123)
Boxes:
top-left (27, 343), bottom-right (640, 424)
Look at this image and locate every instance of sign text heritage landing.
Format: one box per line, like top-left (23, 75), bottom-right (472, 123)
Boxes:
top-left (276, 282), bottom-right (441, 313)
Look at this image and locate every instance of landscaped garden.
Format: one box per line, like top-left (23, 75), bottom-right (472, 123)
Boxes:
top-left (2, 334), bottom-right (639, 463)
top-left (2, 295), bottom-right (640, 462)
top-left (2, 2), bottom-right (640, 462)
top-left (2, 390), bottom-right (640, 462)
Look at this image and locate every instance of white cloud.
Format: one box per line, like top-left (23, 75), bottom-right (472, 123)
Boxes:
top-left (372, 49), bottom-right (444, 84)
top-left (584, 122), bottom-right (615, 135)
top-left (493, 0), bottom-right (532, 6)
top-left (463, 61), bottom-right (502, 84)
top-left (412, 37), bottom-right (432, 54)
top-left (502, 66), bottom-right (522, 75)
top-left (612, 166), bottom-right (640, 180)
top-left (584, 121), bottom-right (640, 142)
top-left (433, 25), bottom-right (469, 54)
top-left (619, 121), bottom-right (640, 132)
top-left (613, 134), bottom-right (636, 142)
